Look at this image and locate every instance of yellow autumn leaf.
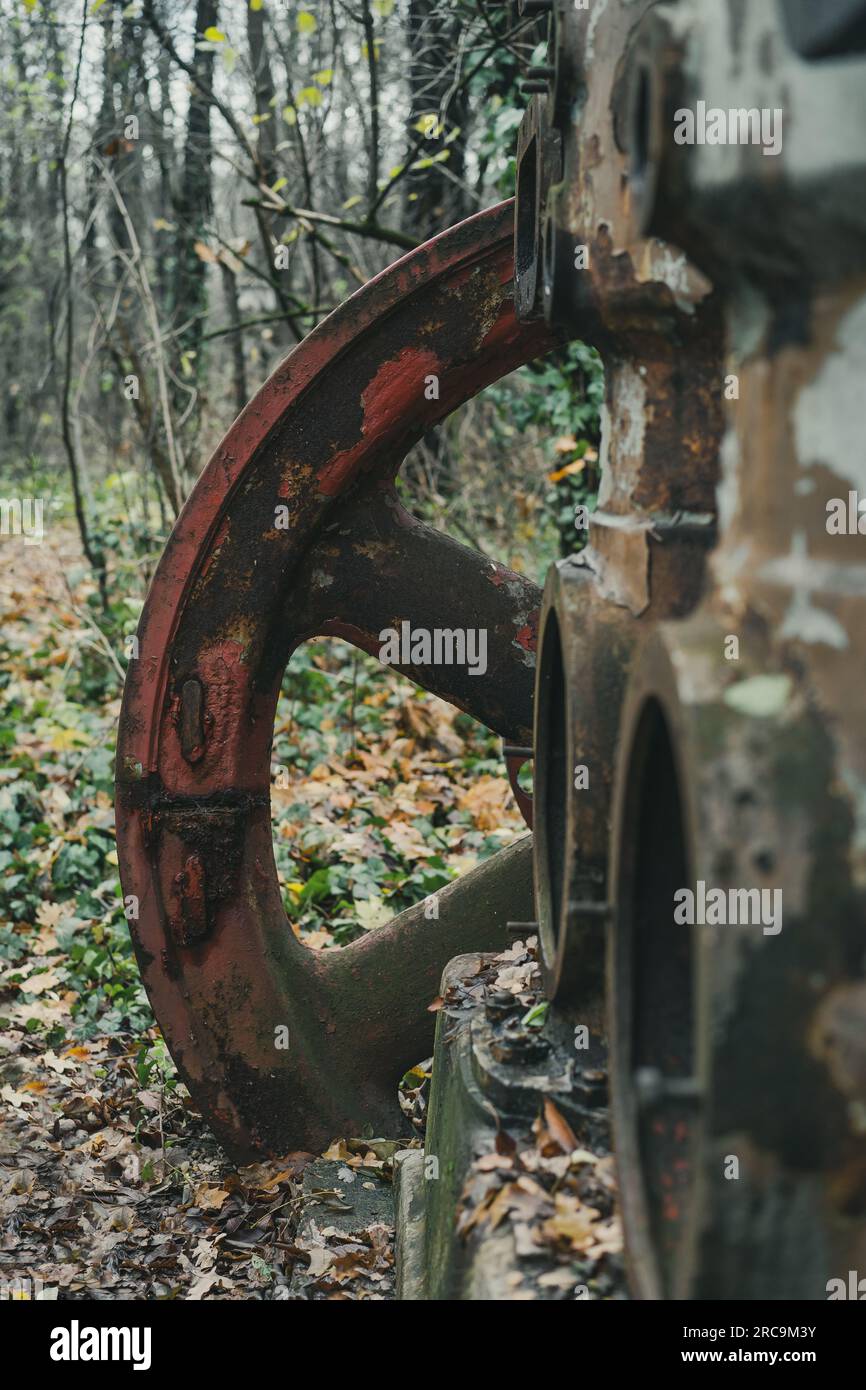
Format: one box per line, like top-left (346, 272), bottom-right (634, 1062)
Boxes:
top-left (297, 11), bottom-right (316, 33)
top-left (203, 25), bottom-right (226, 42)
top-left (282, 104), bottom-right (297, 126)
top-left (323, 1138), bottom-right (352, 1161)
top-left (314, 68), bottom-right (333, 86)
top-left (547, 458), bottom-right (586, 484)
top-left (50, 727), bottom-right (89, 751)
top-left (250, 0), bottom-right (264, 9)
top-left (297, 86), bottom-right (322, 108)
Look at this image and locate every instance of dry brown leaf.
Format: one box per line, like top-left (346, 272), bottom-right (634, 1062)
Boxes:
top-left (194, 1185), bottom-right (231, 1212)
top-left (543, 1099), bottom-right (579, 1155)
top-left (305, 1246), bottom-right (335, 1278)
top-left (188, 1272), bottom-right (232, 1300)
top-left (542, 1193), bottom-right (601, 1250)
top-left (322, 1138), bottom-right (352, 1162)
top-left (23, 969), bottom-right (61, 995)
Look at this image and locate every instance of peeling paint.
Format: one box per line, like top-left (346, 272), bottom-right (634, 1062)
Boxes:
top-left (794, 294), bottom-right (866, 491)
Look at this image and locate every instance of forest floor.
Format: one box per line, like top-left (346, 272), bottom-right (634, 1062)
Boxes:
top-left (0, 527), bottom-right (528, 1300)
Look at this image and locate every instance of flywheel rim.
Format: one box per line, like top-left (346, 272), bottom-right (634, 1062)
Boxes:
top-left (115, 201), bottom-right (557, 1160)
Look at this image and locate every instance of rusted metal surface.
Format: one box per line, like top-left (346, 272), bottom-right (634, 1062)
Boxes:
top-left (115, 203), bottom-right (556, 1161)
top-left (524, 0), bottom-right (866, 1299)
top-left (116, 0), bottom-right (866, 1299)
top-left (502, 743), bottom-right (533, 827)
top-left (518, 0), bottom-right (724, 1009)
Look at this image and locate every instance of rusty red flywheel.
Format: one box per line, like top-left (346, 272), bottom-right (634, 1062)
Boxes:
top-left (115, 201), bottom-right (557, 1160)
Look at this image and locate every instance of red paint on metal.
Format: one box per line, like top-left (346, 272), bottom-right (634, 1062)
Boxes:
top-left (514, 622), bottom-right (537, 653)
top-left (115, 201), bottom-right (557, 1159)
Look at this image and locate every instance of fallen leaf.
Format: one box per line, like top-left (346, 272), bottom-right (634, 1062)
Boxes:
top-left (543, 1099), bottom-right (579, 1155)
top-left (194, 1185), bottom-right (231, 1212)
top-left (305, 1246), bottom-right (334, 1278)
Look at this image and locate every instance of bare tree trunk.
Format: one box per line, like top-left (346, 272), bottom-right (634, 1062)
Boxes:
top-left (246, 2), bottom-right (297, 347)
top-left (246, 2), bottom-right (278, 188)
top-left (59, 0), bottom-right (108, 611)
top-left (403, 0), bottom-right (470, 240)
top-left (171, 0), bottom-right (218, 464)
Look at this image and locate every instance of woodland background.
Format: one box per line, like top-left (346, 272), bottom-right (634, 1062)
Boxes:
top-left (0, 0), bottom-right (604, 1298)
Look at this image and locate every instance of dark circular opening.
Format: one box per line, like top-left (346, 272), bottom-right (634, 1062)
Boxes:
top-left (617, 697), bottom-right (694, 1296)
top-left (535, 606), bottom-right (569, 967)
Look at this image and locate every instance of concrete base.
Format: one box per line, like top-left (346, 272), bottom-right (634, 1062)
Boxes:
top-left (395, 952), bottom-right (626, 1301)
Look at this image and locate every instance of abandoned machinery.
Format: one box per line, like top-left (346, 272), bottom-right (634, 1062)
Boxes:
top-left (115, 1), bottom-right (866, 1300)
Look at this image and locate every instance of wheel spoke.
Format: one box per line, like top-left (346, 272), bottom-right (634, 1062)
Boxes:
top-left (318, 835), bottom-right (534, 1124)
top-left (288, 483), bottom-right (540, 744)
top-left (116, 201), bottom-right (556, 1158)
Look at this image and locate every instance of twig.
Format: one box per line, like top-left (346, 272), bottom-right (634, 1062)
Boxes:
top-left (200, 309), bottom-right (334, 342)
top-left (99, 160), bottom-right (186, 511)
top-left (242, 198), bottom-right (416, 251)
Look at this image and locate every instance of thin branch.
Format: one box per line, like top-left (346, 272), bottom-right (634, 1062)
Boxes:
top-left (200, 310), bottom-right (333, 342)
top-left (242, 198), bottom-right (416, 251)
top-left (141, 0), bottom-right (259, 173)
top-left (99, 160), bottom-right (186, 511)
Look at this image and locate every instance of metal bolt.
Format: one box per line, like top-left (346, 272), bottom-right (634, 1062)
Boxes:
top-left (485, 989), bottom-right (523, 1023)
top-left (491, 1021), bottom-right (551, 1065)
top-left (575, 1066), bottom-right (608, 1108)
top-left (520, 79), bottom-right (550, 94)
